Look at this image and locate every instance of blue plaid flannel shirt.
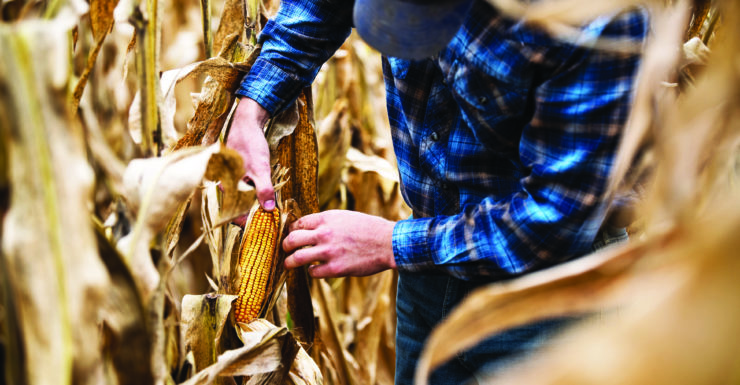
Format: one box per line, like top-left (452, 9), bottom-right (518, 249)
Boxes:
top-left (236, 0), bottom-right (647, 280)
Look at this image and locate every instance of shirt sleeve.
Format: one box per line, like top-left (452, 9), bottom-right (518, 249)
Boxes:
top-left (393, 11), bottom-right (648, 280)
top-left (235, 0), bottom-right (353, 115)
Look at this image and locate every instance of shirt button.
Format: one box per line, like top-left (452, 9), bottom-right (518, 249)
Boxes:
top-left (478, 96), bottom-right (488, 104)
top-left (430, 132), bottom-right (440, 141)
top-left (440, 182), bottom-right (449, 190)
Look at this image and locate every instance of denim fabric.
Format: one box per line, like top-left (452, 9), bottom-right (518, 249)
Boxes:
top-left (395, 227), bottom-right (629, 385)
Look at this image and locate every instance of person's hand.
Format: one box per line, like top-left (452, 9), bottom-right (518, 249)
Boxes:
top-left (282, 210), bottom-right (397, 278)
top-left (227, 98), bottom-right (275, 219)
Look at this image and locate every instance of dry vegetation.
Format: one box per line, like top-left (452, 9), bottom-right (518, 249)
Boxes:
top-left (0, 0), bottom-right (737, 385)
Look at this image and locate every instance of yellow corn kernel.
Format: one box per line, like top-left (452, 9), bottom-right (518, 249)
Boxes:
top-left (234, 207), bottom-right (281, 323)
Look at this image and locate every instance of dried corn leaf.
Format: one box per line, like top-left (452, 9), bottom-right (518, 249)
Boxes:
top-left (316, 100), bottom-right (351, 208)
top-left (0, 17), bottom-right (110, 385)
top-left (183, 35), bottom-right (257, 150)
top-left (414, 232), bottom-right (672, 385)
top-left (120, 143), bottom-right (219, 296)
top-left (485, 0), bottom-right (640, 30)
top-left (488, 200), bottom-right (740, 385)
top-left (201, 182), bottom-right (225, 289)
top-left (71, 18), bottom-right (111, 110)
top-left (164, 198), bottom-right (193, 257)
top-left (607, 5), bottom-right (688, 202)
top-left (244, 334), bottom-right (300, 385)
top-left (484, 0), bottom-right (646, 53)
top-left (267, 100), bottom-right (300, 155)
top-left (353, 271), bottom-right (394, 385)
top-left (181, 294), bottom-right (238, 373)
top-left (288, 346), bottom-right (324, 385)
top-left (159, 50), bottom-right (258, 149)
top-left (686, 0), bottom-right (711, 39)
top-left (214, 0), bottom-right (245, 55)
top-left (204, 147), bottom-right (257, 223)
top-left (90, 0), bottom-right (118, 40)
top-left (220, 225), bottom-right (243, 294)
top-left (314, 279), bottom-right (356, 385)
top-left (239, 319), bottom-right (319, 385)
top-left (345, 148), bottom-right (409, 220)
top-left (180, 322), bottom-right (283, 385)
top-left (96, 226), bottom-right (154, 385)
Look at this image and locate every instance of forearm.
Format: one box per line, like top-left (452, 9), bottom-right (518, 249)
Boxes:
top-left (392, 192), bottom-right (606, 280)
top-left (236, 0), bottom-right (353, 115)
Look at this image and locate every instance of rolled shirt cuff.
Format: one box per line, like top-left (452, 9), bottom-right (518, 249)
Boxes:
top-left (392, 217), bottom-right (437, 272)
top-left (235, 57), bottom-right (306, 116)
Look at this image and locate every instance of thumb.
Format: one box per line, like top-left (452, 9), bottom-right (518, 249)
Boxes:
top-left (251, 172), bottom-right (276, 211)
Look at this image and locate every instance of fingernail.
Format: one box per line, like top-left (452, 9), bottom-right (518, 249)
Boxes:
top-left (264, 200), bottom-right (275, 210)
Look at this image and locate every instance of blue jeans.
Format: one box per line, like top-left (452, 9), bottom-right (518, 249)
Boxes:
top-left (394, 227), bottom-right (628, 385)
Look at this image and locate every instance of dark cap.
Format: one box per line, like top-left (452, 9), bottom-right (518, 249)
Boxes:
top-left (353, 0), bottom-right (474, 59)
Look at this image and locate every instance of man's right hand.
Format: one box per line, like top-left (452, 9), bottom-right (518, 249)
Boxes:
top-left (227, 98), bottom-right (276, 216)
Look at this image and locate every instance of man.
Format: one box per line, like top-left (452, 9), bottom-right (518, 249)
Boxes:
top-left (227, 0), bottom-right (646, 383)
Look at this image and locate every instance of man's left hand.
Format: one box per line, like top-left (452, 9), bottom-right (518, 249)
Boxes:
top-left (282, 210), bottom-right (397, 278)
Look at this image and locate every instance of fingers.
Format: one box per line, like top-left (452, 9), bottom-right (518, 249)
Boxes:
top-left (240, 132), bottom-right (275, 211)
top-left (248, 169), bottom-right (275, 211)
top-left (307, 263), bottom-right (341, 279)
top-left (282, 229), bottom-right (318, 253)
top-left (290, 213), bottom-right (325, 231)
top-left (227, 98), bottom-right (275, 211)
top-left (284, 247), bottom-right (328, 270)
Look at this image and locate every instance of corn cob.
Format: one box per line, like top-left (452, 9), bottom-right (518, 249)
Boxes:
top-left (234, 206), bottom-right (281, 323)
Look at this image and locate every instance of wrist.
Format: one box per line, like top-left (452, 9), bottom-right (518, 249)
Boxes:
top-left (235, 97), bottom-right (271, 130)
top-left (386, 220), bottom-right (397, 270)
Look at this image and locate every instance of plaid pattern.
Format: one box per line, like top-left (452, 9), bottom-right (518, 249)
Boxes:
top-left (237, 0), bottom-right (647, 280)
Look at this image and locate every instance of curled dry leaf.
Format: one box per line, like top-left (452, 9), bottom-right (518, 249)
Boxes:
top-left (352, 271), bottom-right (396, 385)
top-left (316, 99), bottom-right (351, 207)
top-left (345, 148), bottom-right (410, 220)
top-left (213, 0), bottom-right (245, 55)
top-left (289, 346), bottom-right (324, 385)
top-left (120, 143), bottom-right (220, 297)
top-left (414, 233), bottom-right (671, 385)
top-left (267, 99), bottom-right (301, 155)
top-left (682, 36), bottom-right (710, 68)
top-left (606, 4), bottom-right (689, 202)
top-left (90, 0), bottom-right (119, 40)
top-left (485, 0), bottom-right (641, 30)
top-left (182, 36), bottom-right (258, 150)
top-left (236, 319), bottom-right (323, 385)
top-left (122, 144), bottom-right (220, 234)
top-left (487, 200), bottom-right (740, 385)
top-left (181, 294), bottom-right (238, 373)
top-left (156, 50), bottom-right (259, 149)
top-left (72, 0), bottom-right (118, 110)
top-left (314, 279), bottom-right (356, 385)
top-left (180, 320), bottom-right (284, 385)
top-left (204, 147), bottom-right (257, 224)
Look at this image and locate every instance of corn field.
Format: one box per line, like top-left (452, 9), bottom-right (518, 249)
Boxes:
top-left (0, 0), bottom-right (738, 384)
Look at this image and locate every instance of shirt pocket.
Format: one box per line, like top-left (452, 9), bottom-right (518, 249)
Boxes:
top-left (448, 59), bottom-right (531, 156)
